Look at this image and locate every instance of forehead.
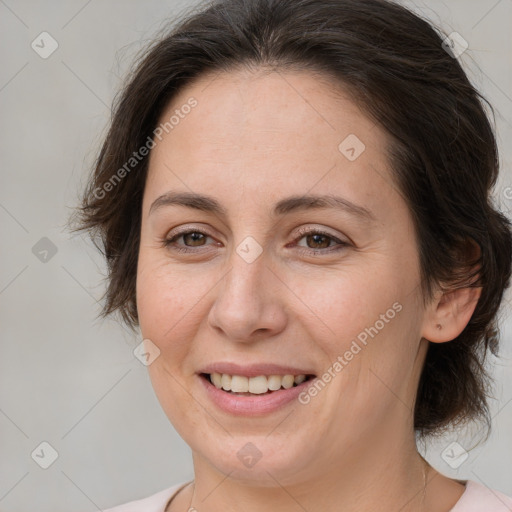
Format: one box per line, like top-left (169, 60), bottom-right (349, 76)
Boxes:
top-left (145, 67), bottom-right (401, 219)
top-left (154, 66), bottom-right (378, 153)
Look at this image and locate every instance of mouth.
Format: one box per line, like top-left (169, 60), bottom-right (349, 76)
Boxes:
top-left (200, 372), bottom-right (317, 396)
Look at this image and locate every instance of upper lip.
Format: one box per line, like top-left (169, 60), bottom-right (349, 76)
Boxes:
top-left (199, 362), bottom-right (316, 378)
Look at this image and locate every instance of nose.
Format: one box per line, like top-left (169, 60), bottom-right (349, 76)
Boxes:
top-left (207, 251), bottom-right (287, 343)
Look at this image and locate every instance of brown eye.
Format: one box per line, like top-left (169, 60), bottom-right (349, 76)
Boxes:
top-left (292, 228), bottom-right (349, 256)
top-left (163, 230), bottom-right (216, 253)
top-left (304, 233), bottom-right (332, 249)
top-left (182, 232), bottom-right (207, 246)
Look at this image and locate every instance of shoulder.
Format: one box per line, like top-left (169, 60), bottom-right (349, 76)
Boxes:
top-left (103, 482), bottom-right (189, 512)
top-left (450, 480), bottom-right (512, 511)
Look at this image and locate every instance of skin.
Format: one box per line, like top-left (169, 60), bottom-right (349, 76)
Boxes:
top-left (136, 67), bottom-right (481, 512)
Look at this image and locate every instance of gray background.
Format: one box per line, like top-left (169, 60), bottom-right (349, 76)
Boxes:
top-left (0, 0), bottom-right (511, 511)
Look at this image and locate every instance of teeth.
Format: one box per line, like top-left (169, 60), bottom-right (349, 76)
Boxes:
top-left (281, 375), bottom-right (294, 389)
top-left (209, 373), bottom-right (308, 394)
top-left (211, 372), bottom-right (222, 388)
top-left (231, 375), bottom-right (249, 392)
top-left (220, 373), bottom-right (231, 391)
top-left (249, 375), bottom-right (268, 394)
top-left (267, 375), bottom-right (282, 391)
top-left (294, 374), bottom-right (306, 385)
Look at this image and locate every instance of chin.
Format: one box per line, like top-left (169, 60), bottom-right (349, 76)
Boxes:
top-left (191, 431), bottom-right (318, 486)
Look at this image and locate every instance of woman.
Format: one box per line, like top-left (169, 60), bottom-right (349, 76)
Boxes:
top-left (72, 0), bottom-right (512, 510)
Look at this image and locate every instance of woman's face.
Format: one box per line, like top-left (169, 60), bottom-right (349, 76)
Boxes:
top-left (136, 68), bottom-right (430, 485)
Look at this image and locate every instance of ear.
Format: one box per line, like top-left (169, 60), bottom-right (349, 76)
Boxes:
top-left (422, 238), bottom-right (482, 343)
top-left (422, 285), bottom-right (482, 343)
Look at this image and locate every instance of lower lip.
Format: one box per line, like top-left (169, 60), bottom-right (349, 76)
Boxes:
top-left (199, 374), bottom-right (315, 416)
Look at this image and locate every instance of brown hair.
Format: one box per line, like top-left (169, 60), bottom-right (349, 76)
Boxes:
top-left (70, 0), bottom-right (512, 438)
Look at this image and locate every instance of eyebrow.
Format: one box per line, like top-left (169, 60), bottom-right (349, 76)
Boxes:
top-left (148, 191), bottom-right (375, 222)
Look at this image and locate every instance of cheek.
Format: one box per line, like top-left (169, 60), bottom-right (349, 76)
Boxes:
top-left (135, 253), bottom-right (223, 370)
top-left (289, 262), bottom-right (401, 346)
top-left (135, 258), bottom-right (208, 425)
top-left (136, 255), bottom-right (195, 344)
top-left (291, 259), bottom-right (422, 398)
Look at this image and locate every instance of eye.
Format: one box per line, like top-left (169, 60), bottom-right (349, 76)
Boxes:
top-left (291, 227), bottom-right (349, 255)
top-left (163, 229), bottom-right (217, 253)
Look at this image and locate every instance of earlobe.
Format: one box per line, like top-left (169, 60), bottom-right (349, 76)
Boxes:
top-left (422, 285), bottom-right (482, 343)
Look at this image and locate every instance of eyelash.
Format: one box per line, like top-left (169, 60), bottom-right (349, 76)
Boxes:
top-left (162, 227), bottom-right (349, 256)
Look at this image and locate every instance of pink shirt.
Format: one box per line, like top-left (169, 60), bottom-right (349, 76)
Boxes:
top-left (103, 480), bottom-right (512, 512)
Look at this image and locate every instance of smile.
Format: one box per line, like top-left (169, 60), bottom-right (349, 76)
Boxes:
top-left (198, 371), bottom-right (317, 415)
